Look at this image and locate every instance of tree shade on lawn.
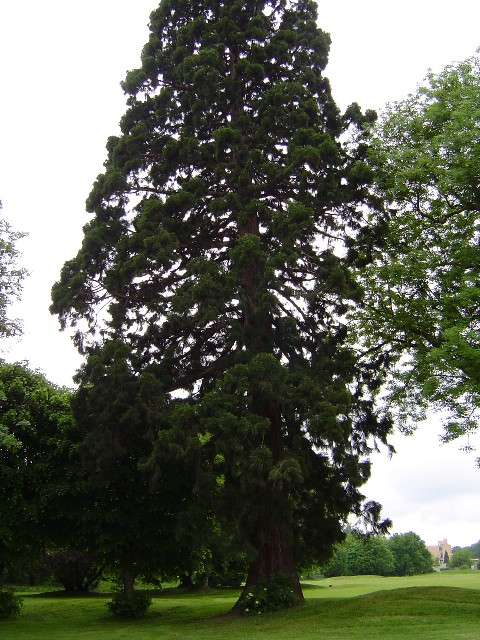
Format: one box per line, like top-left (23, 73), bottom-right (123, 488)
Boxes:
top-left (51, 0), bottom-right (392, 611)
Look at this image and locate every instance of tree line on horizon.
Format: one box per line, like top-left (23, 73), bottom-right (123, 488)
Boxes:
top-left (1, 0), bottom-right (479, 619)
top-left (315, 532), bottom-right (480, 578)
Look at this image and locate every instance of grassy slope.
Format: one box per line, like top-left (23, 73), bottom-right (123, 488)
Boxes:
top-left (2, 573), bottom-right (480, 640)
top-left (304, 571), bottom-right (480, 598)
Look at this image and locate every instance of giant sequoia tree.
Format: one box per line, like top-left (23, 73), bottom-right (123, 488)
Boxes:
top-left (51, 0), bottom-right (391, 609)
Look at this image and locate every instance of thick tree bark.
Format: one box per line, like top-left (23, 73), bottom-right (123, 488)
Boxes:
top-left (245, 527), bottom-right (302, 593)
top-left (122, 566), bottom-right (135, 600)
top-left (231, 398), bottom-right (304, 613)
top-left (231, 519), bottom-right (304, 614)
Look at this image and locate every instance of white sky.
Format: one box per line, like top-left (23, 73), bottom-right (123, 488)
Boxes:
top-left (0, 0), bottom-right (479, 549)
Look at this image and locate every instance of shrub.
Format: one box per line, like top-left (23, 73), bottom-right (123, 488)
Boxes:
top-left (0, 590), bottom-right (23, 618)
top-left (209, 558), bottom-right (247, 588)
top-left (106, 591), bottom-right (152, 618)
top-left (300, 564), bottom-right (324, 580)
top-left (1, 557), bottom-right (53, 586)
top-left (46, 550), bottom-right (104, 592)
top-left (243, 574), bottom-right (301, 615)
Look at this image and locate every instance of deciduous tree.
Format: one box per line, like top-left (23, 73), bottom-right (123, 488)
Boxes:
top-left (323, 533), bottom-right (394, 577)
top-left (51, 0), bottom-right (391, 610)
top-left (0, 203), bottom-right (27, 343)
top-left (352, 53), bottom-right (480, 445)
top-left (0, 363), bottom-right (75, 576)
top-left (0, 202), bottom-right (28, 453)
top-left (449, 548), bottom-right (472, 569)
top-left (387, 532), bottom-right (433, 576)
top-left (468, 540), bottom-right (480, 558)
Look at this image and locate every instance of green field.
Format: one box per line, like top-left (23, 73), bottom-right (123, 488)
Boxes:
top-left (2, 572), bottom-right (480, 640)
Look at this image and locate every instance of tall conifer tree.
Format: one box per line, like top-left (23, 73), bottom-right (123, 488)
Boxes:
top-left (52, 0), bottom-right (390, 609)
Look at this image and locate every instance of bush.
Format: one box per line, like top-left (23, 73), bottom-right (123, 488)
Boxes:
top-left (0, 590), bottom-right (23, 618)
top-left (1, 557), bottom-right (53, 586)
top-left (243, 574), bottom-right (301, 615)
top-left (106, 591), bottom-right (152, 618)
top-left (448, 548), bottom-right (472, 570)
top-left (209, 559), bottom-right (246, 588)
top-left (301, 564), bottom-right (324, 580)
top-left (46, 550), bottom-right (104, 592)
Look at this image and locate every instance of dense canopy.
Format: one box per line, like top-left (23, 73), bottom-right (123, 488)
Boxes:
top-left (51, 0), bottom-right (391, 608)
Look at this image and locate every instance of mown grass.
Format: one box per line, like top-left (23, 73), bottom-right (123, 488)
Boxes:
top-left (304, 570), bottom-right (480, 598)
top-left (2, 572), bottom-right (480, 640)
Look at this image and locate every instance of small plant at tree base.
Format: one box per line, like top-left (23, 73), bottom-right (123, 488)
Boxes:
top-left (106, 592), bottom-right (152, 619)
top-left (242, 574), bottom-right (301, 615)
top-left (0, 589), bottom-right (23, 617)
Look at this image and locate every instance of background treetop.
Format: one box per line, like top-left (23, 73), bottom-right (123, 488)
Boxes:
top-left (0, 202), bottom-right (28, 344)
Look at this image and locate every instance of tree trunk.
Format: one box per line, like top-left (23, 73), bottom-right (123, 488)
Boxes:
top-left (232, 403), bottom-right (304, 613)
top-left (231, 101), bottom-right (303, 611)
top-left (122, 566), bottom-right (135, 600)
top-left (231, 521), bottom-right (304, 614)
top-left (245, 527), bottom-right (302, 594)
top-left (179, 573), bottom-right (194, 589)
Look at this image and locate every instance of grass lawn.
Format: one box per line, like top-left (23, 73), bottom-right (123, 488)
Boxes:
top-left (2, 572), bottom-right (480, 640)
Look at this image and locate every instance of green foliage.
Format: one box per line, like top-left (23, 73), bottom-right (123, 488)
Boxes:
top-left (323, 534), bottom-right (395, 577)
top-left (243, 574), bottom-right (301, 614)
top-left (347, 536), bottom-right (395, 576)
top-left (106, 591), bottom-right (152, 619)
top-left (45, 550), bottom-right (104, 592)
top-left (208, 554), bottom-right (247, 588)
top-left (51, 0), bottom-right (392, 609)
top-left (324, 532), bottom-right (434, 578)
top-left (70, 342), bottom-right (194, 589)
top-left (352, 52), bottom-right (480, 443)
top-left (0, 362), bottom-right (76, 574)
top-left (0, 555), bottom-right (53, 587)
top-left (467, 539), bottom-right (480, 558)
top-left (448, 548), bottom-right (473, 569)
top-left (387, 532), bottom-right (434, 576)
top-left (0, 589), bottom-right (23, 618)
top-left (0, 203), bottom-right (28, 344)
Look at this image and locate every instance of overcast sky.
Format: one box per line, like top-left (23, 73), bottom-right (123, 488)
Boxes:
top-left (0, 0), bottom-right (479, 549)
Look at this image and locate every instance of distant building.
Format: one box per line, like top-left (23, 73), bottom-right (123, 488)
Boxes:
top-left (427, 538), bottom-right (452, 566)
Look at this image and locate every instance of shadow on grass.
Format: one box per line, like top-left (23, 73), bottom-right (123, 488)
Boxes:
top-left (27, 590), bottom-right (107, 598)
top-left (300, 582), bottom-right (330, 590)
